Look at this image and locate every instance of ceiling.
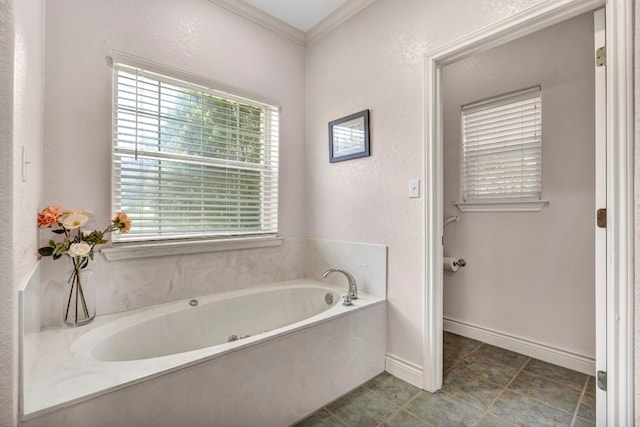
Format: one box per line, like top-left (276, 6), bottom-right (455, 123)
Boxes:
top-left (241, 0), bottom-right (350, 32)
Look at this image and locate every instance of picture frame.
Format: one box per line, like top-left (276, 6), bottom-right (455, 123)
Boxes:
top-left (328, 109), bottom-right (370, 163)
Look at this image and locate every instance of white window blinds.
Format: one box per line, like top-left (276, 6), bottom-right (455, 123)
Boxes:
top-left (462, 87), bottom-right (542, 203)
top-left (112, 63), bottom-right (279, 243)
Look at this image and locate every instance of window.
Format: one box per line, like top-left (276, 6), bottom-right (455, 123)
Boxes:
top-left (112, 63), bottom-right (279, 243)
top-left (457, 87), bottom-right (546, 212)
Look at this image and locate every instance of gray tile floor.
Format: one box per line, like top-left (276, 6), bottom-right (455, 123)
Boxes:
top-left (293, 332), bottom-right (596, 426)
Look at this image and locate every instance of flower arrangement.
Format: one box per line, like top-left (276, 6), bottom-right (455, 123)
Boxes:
top-left (38, 206), bottom-right (131, 325)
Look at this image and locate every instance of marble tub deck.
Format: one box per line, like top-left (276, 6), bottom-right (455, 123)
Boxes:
top-left (294, 332), bottom-right (596, 427)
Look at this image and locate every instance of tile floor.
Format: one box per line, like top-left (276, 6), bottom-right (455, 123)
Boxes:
top-left (293, 332), bottom-right (596, 426)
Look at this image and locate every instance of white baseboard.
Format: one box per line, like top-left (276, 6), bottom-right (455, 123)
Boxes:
top-left (385, 353), bottom-right (423, 389)
top-left (444, 317), bottom-right (595, 376)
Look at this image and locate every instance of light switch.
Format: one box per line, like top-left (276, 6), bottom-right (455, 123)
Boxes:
top-left (409, 179), bottom-right (420, 198)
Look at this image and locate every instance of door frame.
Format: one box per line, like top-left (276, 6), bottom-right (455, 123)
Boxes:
top-left (593, 8), bottom-right (607, 424)
top-left (423, 0), bottom-right (634, 424)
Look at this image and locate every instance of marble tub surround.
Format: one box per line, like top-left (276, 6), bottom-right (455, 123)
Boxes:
top-left (305, 239), bottom-right (387, 298)
top-left (21, 279), bottom-right (386, 423)
top-left (295, 332), bottom-right (596, 426)
top-left (39, 238), bottom-right (307, 327)
top-left (37, 238), bottom-right (387, 328)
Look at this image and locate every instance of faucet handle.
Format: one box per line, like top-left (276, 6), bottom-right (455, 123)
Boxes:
top-left (342, 294), bottom-right (353, 306)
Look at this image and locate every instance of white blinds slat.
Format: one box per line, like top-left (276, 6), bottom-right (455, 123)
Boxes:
top-left (462, 87), bottom-right (542, 203)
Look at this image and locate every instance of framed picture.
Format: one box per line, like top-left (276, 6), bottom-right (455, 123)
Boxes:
top-left (328, 109), bottom-right (370, 163)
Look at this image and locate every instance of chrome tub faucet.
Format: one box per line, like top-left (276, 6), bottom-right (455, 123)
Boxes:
top-left (322, 268), bottom-right (358, 306)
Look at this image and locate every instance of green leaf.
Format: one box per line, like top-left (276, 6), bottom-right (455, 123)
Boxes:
top-left (51, 229), bottom-right (65, 234)
top-left (82, 257), bottom-right (90, 269)
top-left (53, 253), bottom-right (62, 260)
top-left (38, 247), bottom-right (54, 257)
top-left (53, 242), bottom-right (68, 256)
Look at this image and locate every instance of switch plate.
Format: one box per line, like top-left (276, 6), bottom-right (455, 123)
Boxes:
top-left (409, 179), bottom-right (420, 198)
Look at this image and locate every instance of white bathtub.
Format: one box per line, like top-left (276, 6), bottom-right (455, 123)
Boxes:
top-left (21, 279), bottom-right (386, 427)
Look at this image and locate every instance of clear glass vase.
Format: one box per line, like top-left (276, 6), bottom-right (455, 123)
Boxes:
top-left (63, 268), bottom-right (95, 326)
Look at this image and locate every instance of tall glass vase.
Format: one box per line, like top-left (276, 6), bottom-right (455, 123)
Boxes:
top-left (64, 267), bottom-right (95, 327)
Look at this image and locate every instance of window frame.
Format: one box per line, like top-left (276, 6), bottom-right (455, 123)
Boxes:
top-left (455, 86), bottom-right (548, 213)
top-left (109, 53), bottom-right (280, 252)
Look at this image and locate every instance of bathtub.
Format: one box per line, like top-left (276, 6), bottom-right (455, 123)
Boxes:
top-left (21, 279), bottom-right (386, 427)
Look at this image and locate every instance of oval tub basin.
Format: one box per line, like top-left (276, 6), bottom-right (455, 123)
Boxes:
top-left (92, 285), bottom-right (340, 361)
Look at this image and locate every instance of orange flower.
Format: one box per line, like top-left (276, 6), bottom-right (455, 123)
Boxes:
top-left (37, 206), bottom-right (61, 228)
top-left (112, 212), bottom-right (132, 234)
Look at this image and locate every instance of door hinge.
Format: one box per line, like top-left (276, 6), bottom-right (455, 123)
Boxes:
top-left (597, 370), bottom-right (607, 391)
top-left (596, 46), bottom-right (606, 67)
top-left (597, 208), bottom-right (607, 228)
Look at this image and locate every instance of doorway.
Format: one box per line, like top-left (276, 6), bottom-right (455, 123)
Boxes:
top-left (422, 0), bottom-right (634, 425)
top-left (440, 7), bottom-right (597, 368)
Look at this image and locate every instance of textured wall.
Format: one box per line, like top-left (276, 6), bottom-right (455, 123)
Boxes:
top-left (305, 0), bottom-right (546, 367)
top-left (0, 0), bottom-right (16, 423)
top-left (44, 0), bottom-right (306, 239)
top-left (2, 0), bottom-right (45, 425)
top-left (13, 0), bottom-right (44, 285)
top-left (442, 13), bottom-right (595, 358)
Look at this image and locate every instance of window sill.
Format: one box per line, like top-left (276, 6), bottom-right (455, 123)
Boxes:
top-left (101, 236), bottom-right (284, 261)
top-left (455, 200), bottom-right (549, 213)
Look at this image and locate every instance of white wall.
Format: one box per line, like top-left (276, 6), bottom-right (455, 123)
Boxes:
top-left (0, 0), bottom-right (16, 423)
top-left (1, 0), bottom-right (45, 425)
top-left (441, 13), bottom-right (595, 358)
top-left (13, 0), bottom-right (44, 282)
top-left (305, 0), bottom-right (546, 368)
top-left (634, 2), bottom-right (640, 420)
top-left (44, 0), bottom-right (306, 239)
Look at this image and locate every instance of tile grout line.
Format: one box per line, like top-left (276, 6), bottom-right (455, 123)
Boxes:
top-left (442, 336), bottom-right (592, 426)
top-left (323, 369), bottom-right (453, 427)
top-left (292, 407), bottom-right (348, 427)
top-left (508, 367), bottom-right (590, 417)
top-left (322, 405), bottom-right (351, 426)
top-left (375, 390), bottom-right (426, 427)
top-left (444, 340), bottom-right (485, 374)
top-left (404, 339), bottom-right (513, 426)
top-left (443, 337), bottom-right (523, 426)
top-left (401, 389), bottom-right (494, 426)
top-left (569, 375), bottom-right (591, 427)
top-left (479, 355), bottom-right (532, 424)
top-left (375, 337), bottom-right (486, 426)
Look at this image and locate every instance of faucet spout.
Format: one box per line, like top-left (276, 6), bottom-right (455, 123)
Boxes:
top-left (322, 268), bottom-right (358, 300)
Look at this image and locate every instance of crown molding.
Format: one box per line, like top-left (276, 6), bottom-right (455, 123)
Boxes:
top-left (210, 0), bottom-right (375, 46)
top-left (209, 0), bottom-right (307, 46)
top-left (306, 0), bottom-right (375, 44)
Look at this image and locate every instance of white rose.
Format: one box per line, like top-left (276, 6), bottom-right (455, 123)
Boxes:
top-left (61, 212), bottom-right (89, 230)
top-left (68, 242), bottom-right (91, 257)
